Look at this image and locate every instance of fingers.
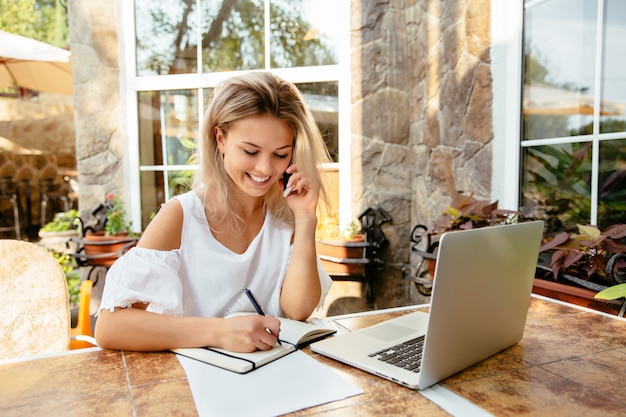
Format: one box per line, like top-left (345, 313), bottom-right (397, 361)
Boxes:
top-left (222, 315), bottom-right (281, 352)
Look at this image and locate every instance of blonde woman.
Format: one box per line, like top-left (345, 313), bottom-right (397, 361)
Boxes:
top-left (95, 72), bottom-right (332, 353)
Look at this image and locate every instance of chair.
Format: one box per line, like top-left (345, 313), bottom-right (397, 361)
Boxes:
top-left (70, 279), bottom-right (95, 350)
top-left (0, 239), bottom-right (95, 361)
top-left (0, 177), bottom-right (21, 240)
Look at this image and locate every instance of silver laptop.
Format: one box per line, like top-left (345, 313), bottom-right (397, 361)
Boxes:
top-left (311, 220), bottom-right (544, 390)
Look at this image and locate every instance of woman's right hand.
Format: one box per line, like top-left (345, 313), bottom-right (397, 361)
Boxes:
top-left (217, 315), bottom-right (281, 353)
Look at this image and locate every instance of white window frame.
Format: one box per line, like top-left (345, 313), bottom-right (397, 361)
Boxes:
top-left (117, 0), bottom-right (350, 229)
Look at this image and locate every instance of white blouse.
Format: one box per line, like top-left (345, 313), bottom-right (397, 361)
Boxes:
top-left (98, 191), bottom-right (332, 318)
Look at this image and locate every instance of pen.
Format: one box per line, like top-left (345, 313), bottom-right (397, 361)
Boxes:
top-left (244, 288), bottom-right (282, 346)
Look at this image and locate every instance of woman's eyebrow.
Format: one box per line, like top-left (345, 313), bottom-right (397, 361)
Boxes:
top-left (241, 141), bottom-right (292, 152)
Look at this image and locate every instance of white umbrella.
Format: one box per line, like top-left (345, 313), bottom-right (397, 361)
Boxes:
top-left (0, 30), bottom-right (73, 95)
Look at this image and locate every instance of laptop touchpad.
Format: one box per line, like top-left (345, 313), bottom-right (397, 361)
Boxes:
top-left (361, 323), bottom-right (415, 341)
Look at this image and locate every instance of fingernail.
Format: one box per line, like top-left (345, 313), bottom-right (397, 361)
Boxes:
top-left (283, 186), bottom-right (294, 198)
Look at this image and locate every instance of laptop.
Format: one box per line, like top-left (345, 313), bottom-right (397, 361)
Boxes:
top-left (311, 220), bottom-right (544, 390)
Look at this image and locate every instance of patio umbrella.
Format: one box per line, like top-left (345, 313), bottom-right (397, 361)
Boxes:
top-left (0, 30), bottom-right (73, 95)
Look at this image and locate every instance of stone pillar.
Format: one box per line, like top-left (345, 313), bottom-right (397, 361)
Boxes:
top-left (67, 0), bottom-right (123, 225)
top-left (350, 0), bottom-right (493, 308)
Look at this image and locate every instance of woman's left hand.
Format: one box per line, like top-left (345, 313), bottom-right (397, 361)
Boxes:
top-left (282, 164), bottom-right (319, 216)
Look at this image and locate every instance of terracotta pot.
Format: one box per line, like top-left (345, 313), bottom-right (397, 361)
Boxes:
top-left (82, 232), bottom-right (139, 266)
top-left (532, 278), bottom-right (624, 316)
top-left (315, 238), bottom-right (368, 275)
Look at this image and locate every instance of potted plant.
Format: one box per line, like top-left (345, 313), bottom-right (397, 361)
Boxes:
top-left (404, 192), bottom-right (526, 295)
top-left (38, 209), bottom-right (81, 254)
top-left (80, 194), bottom-right (140, 266)
top-left (535, 223), bottom-right (626, 315)
top-left (315, 212), bottom-right (365, 274)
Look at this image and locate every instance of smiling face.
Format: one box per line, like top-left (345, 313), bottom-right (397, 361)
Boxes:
top-left (216, 113), bottom-right (293, 201)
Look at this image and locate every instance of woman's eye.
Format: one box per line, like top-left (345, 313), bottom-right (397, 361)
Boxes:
top-left (275, 153), bottom-right (289, 159)
top-left (243, 149), bottom-right (257, 156)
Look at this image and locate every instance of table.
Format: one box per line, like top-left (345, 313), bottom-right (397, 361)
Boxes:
top-left (1, 295), bottom-right (625, 416)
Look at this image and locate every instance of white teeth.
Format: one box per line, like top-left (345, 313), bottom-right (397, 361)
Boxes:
top-left (249, 174), bottom-right (270, 183)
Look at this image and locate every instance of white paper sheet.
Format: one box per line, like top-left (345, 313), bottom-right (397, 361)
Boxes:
top-left (177, 350), bottom-right (363, 417)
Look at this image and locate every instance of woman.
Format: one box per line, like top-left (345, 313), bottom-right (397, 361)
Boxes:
top-left (95, 72), bottom-right (332, 353)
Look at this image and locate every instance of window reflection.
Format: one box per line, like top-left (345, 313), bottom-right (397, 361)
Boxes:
top-left (270, 0), bottom-right (339, 68)
top-left (135, 0), bottom-right (199, 76)
top-left (201, 0), bottom-right (265, 72)
top-left (599, 0), bottom-right (626, 133)
top-left (138, 90), bottom-right (198, 167)
top-left (297, 82), bottom-right (338, 161)
top-left (521, 143), bottom-right (592, 234)
top-left (598, 139), bottom-right (626, 228)
top-left (522, 0), bottom-right (597, 140)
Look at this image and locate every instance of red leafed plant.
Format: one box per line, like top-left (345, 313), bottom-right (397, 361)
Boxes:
top-left (426, 192), bottom-right (525, 236)
top-left (539, 223), bottom-right (626, 281)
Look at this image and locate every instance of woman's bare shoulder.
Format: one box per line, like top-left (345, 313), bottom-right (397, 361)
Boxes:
top-left (137, 198), bottom-right (184, 251)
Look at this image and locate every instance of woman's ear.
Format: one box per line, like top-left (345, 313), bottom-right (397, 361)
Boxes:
top-left (215, 126), bottom-right (225, 150)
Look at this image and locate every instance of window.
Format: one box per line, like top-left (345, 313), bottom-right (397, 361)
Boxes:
top-left (520, 0), bottom-right (626, 233)
top-left (122, 0), bottom-right (348, 228)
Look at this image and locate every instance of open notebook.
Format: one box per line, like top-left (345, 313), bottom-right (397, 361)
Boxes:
top-left (311, 221), bottom-right (544, 389)
top-left (172, 313), bottom-right (336, 374)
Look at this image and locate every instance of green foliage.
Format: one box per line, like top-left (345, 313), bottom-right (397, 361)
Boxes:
top-left (0, 0), bottom-right (69, 47)
top-left (49, 250), bottom-right (80, 305)
top-left (40, 209), bottom-right (80, 232)
top-left (104, 194), bottom-right (133, 236)
top-left (595, 283), bottom-right (626, 301)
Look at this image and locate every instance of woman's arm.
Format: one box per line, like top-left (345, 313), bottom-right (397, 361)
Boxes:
top-left (94, 198), bottom-right (281, 352)
top-left (280, 167), bottom-right (324, 320)
top-left (95, 306), bottom-right (280, 352)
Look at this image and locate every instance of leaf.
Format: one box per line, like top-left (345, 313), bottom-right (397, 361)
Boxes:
top-left (602, 224), bottom-right (626, 240)
top-left (594, 283), bottom-right (626, 300)
top-left (563, 251), bottom-right (584, 269)
top-left (577, 224), bottom-right (601, 240)
top-left (539, 232), bottom-right (570, 252)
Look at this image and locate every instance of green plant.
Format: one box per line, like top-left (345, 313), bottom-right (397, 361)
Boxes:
top-left (539, 224), bottom-right (626, 282)
top-left (50, 251), bottom-right (80, 305)
top-left (40, 209), bottom-right (80, 232)
top-left (103, 194), bottom-right (133, 236)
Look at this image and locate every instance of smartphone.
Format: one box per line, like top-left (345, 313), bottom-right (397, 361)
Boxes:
top-left (282, 171), bottom-right (292, 191)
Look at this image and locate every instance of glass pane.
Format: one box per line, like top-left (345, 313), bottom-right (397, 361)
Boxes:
top-left (138, 90), bottom-right (199, 167)
top-left (135, 0), bottom-right (199, 76)
top-left (597, 139), bottom-right (626, 228)
top-left (270, 0), bottom-right (339, 68)
top-left (200, 0), bottom-right (265, 72)
top-left (599, 1), bottom-right (626, 133)
top-left (296, 81), bottom-right (339, 161)
top-left (139, 169), bottom-right (194, 229)
top-left (522, 0), bottom-right (597, 140)
top-left (521, 143), bottom-right (592, 234)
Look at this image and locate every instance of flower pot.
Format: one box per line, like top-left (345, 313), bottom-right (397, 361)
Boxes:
top-left (316, 238), bottom-right (367, 275)
top-left (38, 229), bottom-right (80, 254)
top-left (81, 232), bottom-right (139, 267)
top-left (532, 278), bottom-right (624, 316)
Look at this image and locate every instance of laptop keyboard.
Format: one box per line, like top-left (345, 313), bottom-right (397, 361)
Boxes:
top-left (368, 335), bottom-right (425, 373)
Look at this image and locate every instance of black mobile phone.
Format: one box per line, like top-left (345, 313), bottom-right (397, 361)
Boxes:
top-left (282, 171), bottom-right (292, 191)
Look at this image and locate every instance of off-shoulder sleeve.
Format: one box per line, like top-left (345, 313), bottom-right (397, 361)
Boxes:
top-left (98, 247), bottom-right (183, 316)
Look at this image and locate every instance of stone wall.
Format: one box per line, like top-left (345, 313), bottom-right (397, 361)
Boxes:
top-left (68, 0), bottom-right (123, 226)
top-left (350, 0), bottom-right (493, 308)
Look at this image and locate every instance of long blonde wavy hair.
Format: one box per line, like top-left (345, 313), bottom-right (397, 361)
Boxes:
top-left (192, 72), bottom-right (331, 228)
